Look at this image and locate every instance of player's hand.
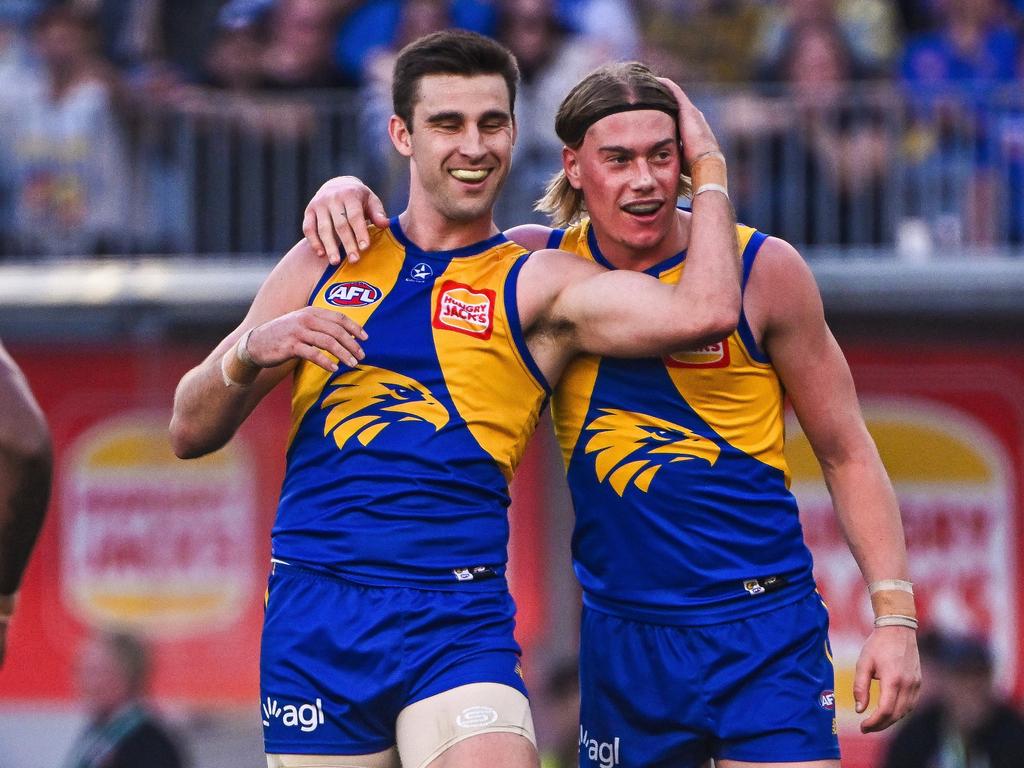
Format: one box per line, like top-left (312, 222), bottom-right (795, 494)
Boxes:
top-left (656, 78), bottom-right (722, 168)
top-left (246, 307), bottom-right (368, 372)
top-left (302, 176), bottom-right (388, 267)
top-left (853, 626), bottom-right (921, 733)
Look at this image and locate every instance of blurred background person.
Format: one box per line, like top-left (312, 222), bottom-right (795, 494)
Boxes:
top-left (0, 4), bottom-right (130, 258)
top-left (63, 630), bottom-right (186, 768)
top-left (537, 657), bottom-right (580, 768)
top-left (882, 632), bottom-right (1024, 768)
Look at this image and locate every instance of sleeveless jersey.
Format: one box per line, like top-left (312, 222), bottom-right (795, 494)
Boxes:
top-left (550, 220), bottom-right (815, 624)
top-left (273, 218), bottom-right (549, 590)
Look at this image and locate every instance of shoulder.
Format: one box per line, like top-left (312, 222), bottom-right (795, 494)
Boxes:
top-left (747, 235), bottom-right (815, 293)
top-left (744, 235), bottom-right (822, 334)
top-left (505, 224), bottom-right (556, 251)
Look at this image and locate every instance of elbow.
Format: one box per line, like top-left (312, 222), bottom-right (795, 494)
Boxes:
top-left (169, 416), bottom-right (214, 460)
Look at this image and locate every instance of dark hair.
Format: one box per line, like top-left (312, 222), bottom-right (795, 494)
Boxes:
top-left (392, 30), bottom-right (520, 129)
top-left (537, 61), bottom-right (688, 226)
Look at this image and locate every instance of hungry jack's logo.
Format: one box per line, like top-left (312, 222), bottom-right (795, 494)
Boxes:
top-left (583, 408), bottom-right (721, 496)
top-left (433, 281), bottom-right (496, 339)
top-left (321, 366), bottom-right (449, 450)
top-left (664, 341), bottom-right (730, 368)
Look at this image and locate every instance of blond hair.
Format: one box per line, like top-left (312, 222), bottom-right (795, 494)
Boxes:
top-left (536, 62), bottom-right (692, 228)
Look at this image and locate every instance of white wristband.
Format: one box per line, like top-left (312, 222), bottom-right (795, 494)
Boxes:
top-left (869, 579), bottom-right (914, 595)
top-left (874, 614), bottom-right (919, 630)
top-left (236, 328), bottom-right (255, 367)
top-left (693, 183), bottom-right (729, 199)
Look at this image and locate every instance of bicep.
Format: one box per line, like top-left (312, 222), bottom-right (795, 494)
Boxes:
top-left (762, 265), bottom-right (870, 463)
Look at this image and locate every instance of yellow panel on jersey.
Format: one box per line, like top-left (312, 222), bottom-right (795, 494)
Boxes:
top-left (430, 244), bottom-right (549, 482)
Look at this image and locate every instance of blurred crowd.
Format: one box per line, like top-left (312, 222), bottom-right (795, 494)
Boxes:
top-left (1, 0), bottom-right (1024, 258)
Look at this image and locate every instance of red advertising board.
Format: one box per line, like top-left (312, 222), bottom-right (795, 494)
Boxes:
top-left (787, 343), bottom-right (1024, 764)
top-left (0, 343), bottom-right (546, 705)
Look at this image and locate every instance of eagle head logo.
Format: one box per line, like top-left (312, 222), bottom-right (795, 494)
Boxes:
top-left (321, 366), bottom-right (449, 451)
top-left (583, 408), bottom-right (720, 496)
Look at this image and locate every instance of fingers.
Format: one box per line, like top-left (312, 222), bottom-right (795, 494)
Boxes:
top-left (369, 190), bottom-right (389, 228)
top-left (860, 676), bottom-right (899, 733)
top-left (302, 208), bottom-right (331, 264)
top-left (343, 197), bottom-right (370, 264)
top-left (853, 655), bottom-right (872, 716)
top-left (309, 203), bottom-right (343, 266)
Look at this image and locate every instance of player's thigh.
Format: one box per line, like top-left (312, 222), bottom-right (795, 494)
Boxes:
top-left (396, 682), bottom-right (537, 768)
top-left (716, 760), bottom-right (840, 768)
top-left (266, 748), bottom-right (400, 768)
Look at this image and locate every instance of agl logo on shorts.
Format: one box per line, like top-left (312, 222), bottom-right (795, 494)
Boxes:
top-left (262, 696), bottom-right (326, 732)
top-left (580, 726), bottom-right (620, 768)
top-left (433, 281), bottom-right (495, 339)
top-left (326, 281), bottom-right (383, 307)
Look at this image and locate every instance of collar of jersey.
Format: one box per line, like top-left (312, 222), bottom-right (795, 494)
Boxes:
top-left (585, 220), bottom-right (687, 277)
top-left (389, 216), bottom-right (509, 259)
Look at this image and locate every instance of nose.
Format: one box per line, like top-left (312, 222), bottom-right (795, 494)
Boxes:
top-left (458, 125), bottom-right (486, 162)
top-left (630, 159), bottom-right (655, 191)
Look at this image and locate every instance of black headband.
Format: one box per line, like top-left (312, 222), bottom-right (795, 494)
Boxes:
top-left (573, 101), bottom-right (679, 144)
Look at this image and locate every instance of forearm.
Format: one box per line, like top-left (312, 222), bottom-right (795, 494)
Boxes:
top-left (678, 181), bottom-right (741, 334)
top-left (170, 333), bottom-right (265, 459)
top-left (823, 449), bottom-right (910, 584)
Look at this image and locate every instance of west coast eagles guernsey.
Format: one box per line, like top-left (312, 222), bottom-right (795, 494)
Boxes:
top-left (549, 221), bottom-right (816, 624)
top-left (273, 218), bottom-right (549, 590)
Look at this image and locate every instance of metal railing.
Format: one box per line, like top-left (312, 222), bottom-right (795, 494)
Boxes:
top-left (1, 83), bottom-right (1022, 259)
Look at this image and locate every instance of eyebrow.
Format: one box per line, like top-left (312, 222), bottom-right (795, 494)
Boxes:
top-left (424, 109), bottom-right (512, 125)
top-left (598, 139), bottom-right (676, 155)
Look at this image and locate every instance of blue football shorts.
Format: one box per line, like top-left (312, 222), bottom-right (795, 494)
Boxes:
top-left (578, 589), bottom-right (840, 767)
top-left (260, 561), bottom-right (528, 755)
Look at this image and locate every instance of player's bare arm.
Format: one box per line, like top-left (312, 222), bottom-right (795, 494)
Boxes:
top-left (170, 242), bottom-right (368, 459)
top-left (746, 236), bottom-right (922, 734)
top-left (0, 342), bottom-right (52, 667)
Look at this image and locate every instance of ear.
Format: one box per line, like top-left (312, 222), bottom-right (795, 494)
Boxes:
top-left (562, 146), bottom-right (582, 190)
top-left (389, 114), bottom-right (413, 158)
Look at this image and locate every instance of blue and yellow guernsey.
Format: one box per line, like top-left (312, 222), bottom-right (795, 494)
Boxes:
top-left (274, 218), bottom-right (549, 590)
top-left (549, 220), bottom-right (815, 624)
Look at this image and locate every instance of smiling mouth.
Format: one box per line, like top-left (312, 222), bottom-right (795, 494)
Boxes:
top-left (621, 201), bottom-right (663, 216)
top-left (449, 169), bottom-right (492, 183)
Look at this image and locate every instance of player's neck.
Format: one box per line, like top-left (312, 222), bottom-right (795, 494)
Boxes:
top-left (399, 194), bottom-right (500, 252)
top-left (592, 209), bottom-right (690, 271)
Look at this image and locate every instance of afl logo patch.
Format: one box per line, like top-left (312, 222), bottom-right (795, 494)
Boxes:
top-left (664, 341), bottom-right (730, 369)
top-left (456, 706), bottom-right (499, 728)
top-left (326, 281), bottom-right (382, 307)
top-left (818, 690), bottom-right (835, 710)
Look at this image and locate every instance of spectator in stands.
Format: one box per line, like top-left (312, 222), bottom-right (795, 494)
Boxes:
top-left (900, 0), bottom-right (1022, 245)
top-left (62, 630), bottom-right (186, 768)
top-left (754, 0), bottom-right (901, 78)
top-left (882, 632), bottom-right (1024, 768)
top-left (725, 19), bottom-right (893, 247)
top-left (494, 0), bottom-right (605, 225)
top-left (262, 0), bottom-right (350, 89)
top-left (0, 5), bottom-right (131, 257)
top-left (333, 0), bottom-right (495, 86)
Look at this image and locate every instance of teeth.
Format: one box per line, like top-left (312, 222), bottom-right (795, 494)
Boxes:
top-left (623, 202), bottom-right (661, 215)
top-left (450, 169), bottom-right (490, 182)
